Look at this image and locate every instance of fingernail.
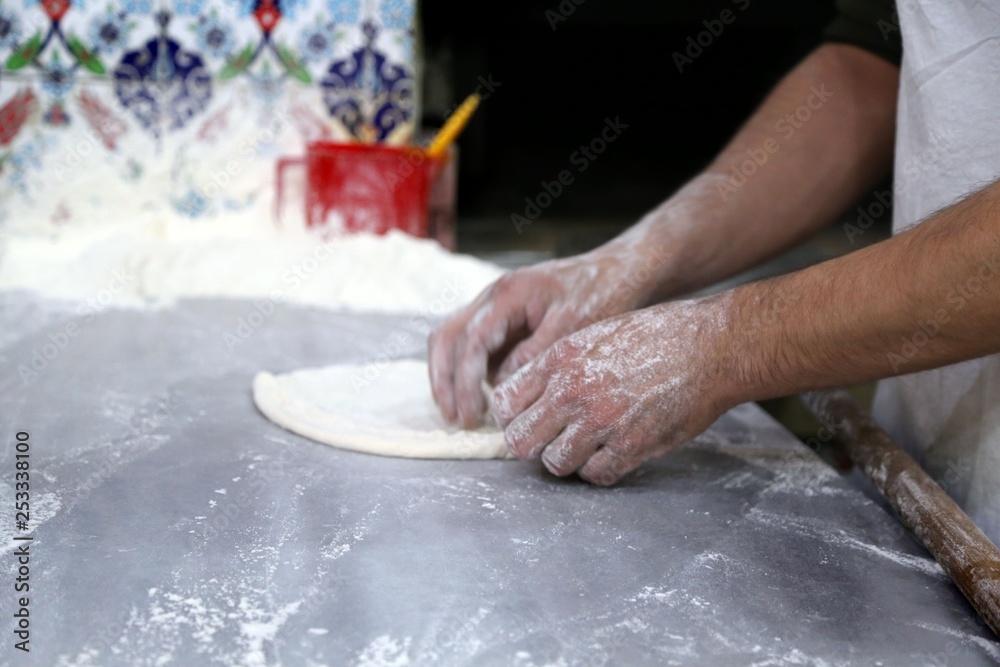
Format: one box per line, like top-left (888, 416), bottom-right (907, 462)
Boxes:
top-left (541, 447), bottom-right (564, 475)
top-left (459, 408), bottom-right (481, 429)
top-left (491, 386), bottom-right (512, 423)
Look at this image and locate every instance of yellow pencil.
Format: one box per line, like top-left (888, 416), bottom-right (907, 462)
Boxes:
top-left (426, 93), bottom-right (481, 158)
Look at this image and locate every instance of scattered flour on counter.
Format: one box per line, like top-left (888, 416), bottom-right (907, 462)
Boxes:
top-left (911, 621), bottom-right (1000, 661)
top-left (745, 506), bottom-right (946, 578)
top-left (711, 446), bottom-right (846, 498)
top-left (631, 585), bottom-right (712, 611)
top-left (511, 656), bottom-right (572, 667)
top-left (749, 649), bottom-right (845, 667)
top-left (0, 220), bottom-right (504, 314)
top-left (54, 580), bottom-right (309, 666)
top-left (239, 599), bottom-right (303, 666)
top-left (836, 533), bottom-right (945, 577)
top-left (693, 551), bottom-right (730, 568)
top-left (0, 488), bottom-right (61, 555)
top-left (52, 478), bottom-right (347, 667)
top-left (320, 504), bottom-right (381, 561)
top-left (355, 635), bottom-right (412, 667)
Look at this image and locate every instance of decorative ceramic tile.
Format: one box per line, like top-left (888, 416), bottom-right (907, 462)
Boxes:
top-left (0, 0), bottom-right (418, 228)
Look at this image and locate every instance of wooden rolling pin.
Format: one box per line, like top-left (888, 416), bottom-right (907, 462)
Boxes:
top-left (801, 389), bottom-right (1000, 638)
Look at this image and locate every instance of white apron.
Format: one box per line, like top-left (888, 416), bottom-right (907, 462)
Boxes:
top-left (872, 2), bottom-right (1000, 543)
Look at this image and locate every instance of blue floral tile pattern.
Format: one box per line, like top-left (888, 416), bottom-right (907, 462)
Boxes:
top-left (298, 19), bottom-right (334, 62)
top-left (40, 53), bottom-right (75, 97)
top-left (0, 0), bottom-right (418, 224)
top-left (0, 6), bottom-right (22, 50)
top-left (328, 0), bottom-right (359, 25)
top-left (113, 16), bottom-right (213, 136)
top-left (2, 0), bottom-right (414, 138)
top-left (173, 0), bottom-right (204, 17)
top-left (194, 13), bottom-right (234, 59)
top-left (121, 0), bottom-right (151, 13)
top-left (88, 10), bottom-right (130, 52)
top-left (321, 21), bottom-right (412, 142)
top-left (380, 0), bottom-right (412, 30)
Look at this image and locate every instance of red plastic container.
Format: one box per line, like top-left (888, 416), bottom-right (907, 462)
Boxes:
top-left (275, 140), bottom-right (456, 247)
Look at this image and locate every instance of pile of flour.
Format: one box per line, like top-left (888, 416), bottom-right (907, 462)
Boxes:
top-left (1, 88), bottom-right (503, 315)
top-left (0, 213), bottom-right (503, 314)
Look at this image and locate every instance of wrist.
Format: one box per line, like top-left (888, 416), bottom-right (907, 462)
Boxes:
top-left (608, 174), bottom-right (737, 304)
top-left (586, 237), bottom-right (674, 310)
top-left (719, 280), bottom-right (803, 406)
top-left (698, 281), bottom-right (797, 410)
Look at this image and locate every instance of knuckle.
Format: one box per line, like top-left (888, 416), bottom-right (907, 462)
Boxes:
top-left (492, 273), bottom-right (518, 299)
top-left (550, 375), bottom-right (583, 406)
top-left (549, 339), bottom-right (574, 362)
top-left (547, 381), bottom-right (572, 406)
top-left (582, 401), bottom-right (615, 428)
top-left (459, 339), bottom-right (486, 367)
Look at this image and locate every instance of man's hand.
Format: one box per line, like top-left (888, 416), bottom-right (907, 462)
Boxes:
top-left (486, 170), bottom-right (1000, 489)
top-left (428, 247), bottom-right (664, 428)
top-left (490, 296), bottom-right (737, 485)
top-left (429, 43), bottom-right (899, 432)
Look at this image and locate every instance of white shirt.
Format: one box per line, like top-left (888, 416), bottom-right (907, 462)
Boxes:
top-left (872, 1), bottom-right (1000, 543)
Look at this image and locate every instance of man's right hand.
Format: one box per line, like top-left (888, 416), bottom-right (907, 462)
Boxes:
top-left (428, 246), bottom-right (664, 428)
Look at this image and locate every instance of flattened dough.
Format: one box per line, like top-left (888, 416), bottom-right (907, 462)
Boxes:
top-left (252, 359), bottom-right (513, 459)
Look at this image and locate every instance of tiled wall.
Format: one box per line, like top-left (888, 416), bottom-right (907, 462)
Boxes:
top-left (0, 0), bottom-right (417, 230)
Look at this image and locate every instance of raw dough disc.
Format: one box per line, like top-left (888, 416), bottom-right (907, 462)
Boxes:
top-left (252, 359), bottom-right (513, 460)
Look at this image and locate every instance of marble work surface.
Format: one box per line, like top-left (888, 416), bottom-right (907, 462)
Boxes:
top-left (0, 292), bottom-right (997, 666)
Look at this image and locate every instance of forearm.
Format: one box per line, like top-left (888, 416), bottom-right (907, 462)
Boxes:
top-left (724, 179), bottom-right (1000, 405)
top-left (599, 43), bottom-right (899, 303)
